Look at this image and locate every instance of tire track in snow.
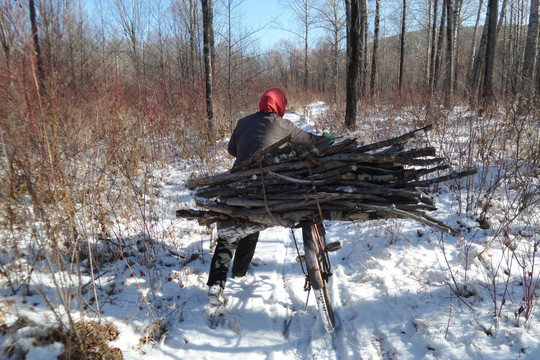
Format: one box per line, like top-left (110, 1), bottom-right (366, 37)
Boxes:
top-left (261, 226), bottom-right (313, 358)
top-left (279, 226), bottom-right (340, 360)
top-left (325, 222), bottom-right (380, 359)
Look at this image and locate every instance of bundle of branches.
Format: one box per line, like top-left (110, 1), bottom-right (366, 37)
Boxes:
top-left (177, 125), bottom-right (476, 235)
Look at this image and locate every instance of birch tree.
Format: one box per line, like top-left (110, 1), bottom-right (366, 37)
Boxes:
top-left (451, 0), bottom-right (464, 92)
top-left (424, 0), bottom-right (433, 86)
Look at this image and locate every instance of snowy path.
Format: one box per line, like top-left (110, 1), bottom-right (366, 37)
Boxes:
top-left (138, 226), bottom-right (339, 360)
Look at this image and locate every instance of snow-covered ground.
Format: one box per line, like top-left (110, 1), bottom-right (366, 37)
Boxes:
top-left (1, 105), bottom-right (539, 359)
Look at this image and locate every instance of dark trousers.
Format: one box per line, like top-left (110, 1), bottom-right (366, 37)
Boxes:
top-left (206, 232), bottom-right (259, 289)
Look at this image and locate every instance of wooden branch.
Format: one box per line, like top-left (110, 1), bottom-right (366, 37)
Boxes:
top-left (178, 125), bottom-right (476, 235)
top-left (354, 125), bottom-right (433, 153)
top-left (265, 171), bottom-right (326, 185)
top-left (407, 169), bottom-right (478, 188)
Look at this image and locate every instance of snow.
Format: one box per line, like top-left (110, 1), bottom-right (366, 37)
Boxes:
top-left (1, 104), bottom-right (540, 359)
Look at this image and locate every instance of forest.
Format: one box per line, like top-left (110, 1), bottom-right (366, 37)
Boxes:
top-left (1, 0), bottom-right (538, 141)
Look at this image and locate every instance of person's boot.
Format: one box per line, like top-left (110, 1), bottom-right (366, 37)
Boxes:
top-left (208, 284), bottom-right (225, 305)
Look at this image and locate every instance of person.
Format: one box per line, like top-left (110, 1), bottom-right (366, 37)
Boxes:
top-left (207, 88), bottom-right (327, 305)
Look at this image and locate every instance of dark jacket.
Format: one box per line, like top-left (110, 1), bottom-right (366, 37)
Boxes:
top-left (228, 111), bottom-right (325, 168)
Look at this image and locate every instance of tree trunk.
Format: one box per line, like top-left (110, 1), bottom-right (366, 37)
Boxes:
top-left (370, 0), bottom-right (380, 98)
top-left (201, 0), bottom-right (215, 141)
top-left (482, 0), bottom-right (499, 103)
top-left (424, 0), bottom-right (432, 88)
top-left (286, 0), bottom-right (316, 90)
top-left (433, 1), bottom-right (446, 92)
top-left (0, 4), bottom-right (12, 88)
top-left (226, 0), bottom-right (233, 130)
top-left (330, 0), bottom-right (342, 104)
top-left (451, 0), bottom-right (463, 93)
top-left (29, 0), bottom-right (45, 97)
top-left (428, 0), bottom-right (439, 94)
top-left (345, 0), bottom-right (360, 130)
top-left (359, 0), bottom-right (368, 96)
top-left (333, 12), bottom-right (340, 105)
top-left (444, 0), bottom-right (454, 107)
top-left (304, 0), bottom-right (309, 89)
top-left (474, 0), bottom-right (506, 102)
top-left (470, 0), bottom-right (494, 105)
top-left (521, 0), bottom-right (539, 106)
top-left (189, 0), bottom-right (198, 86)
top-left (467, 0), bottom-right (484, 78)
top-left (398, 0), bottom-right (407, 93)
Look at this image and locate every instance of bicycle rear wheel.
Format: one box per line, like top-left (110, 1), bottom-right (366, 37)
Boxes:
top-left (302, 222), bottom-right (335, 332)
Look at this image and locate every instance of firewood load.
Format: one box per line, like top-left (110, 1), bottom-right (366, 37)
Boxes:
top-left (176, 125), bottom-right (476, 235)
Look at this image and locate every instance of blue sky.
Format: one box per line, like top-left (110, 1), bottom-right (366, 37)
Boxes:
top-left (84, 0), bottom-right (309, 50)
top-left (231, 0), bottom-right (301, 49)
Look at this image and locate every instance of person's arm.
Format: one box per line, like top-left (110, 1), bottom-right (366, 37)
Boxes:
top-left (279, 117), bottom-right (325, 145)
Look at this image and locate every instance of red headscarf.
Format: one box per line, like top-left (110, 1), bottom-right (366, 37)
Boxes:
top-left (258, 88), bottom-right (287, 117)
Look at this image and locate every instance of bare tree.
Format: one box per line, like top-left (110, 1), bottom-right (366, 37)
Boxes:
top-left (520, 0), bottom-right (539, 106)
top-left (467, 0), bottom-right (484, 78)
top-left (359, 0), bottom-right (368, 96)
top-left (470, 0), bottom-right (506, 105)
top-left (219, 0), bottom-right (261, 131)
top-left (172, 0), bottom-right (200, 86)
top-left (222, 0), bottom-right (241, 130)
top-left (345, 0), bottom-right (359, 130)
top-left (147, 0), bottom-right (175, 109)
top-left (398, 0), bottom-right (407, 94)
top-left (443, 0), bottom-right (455, 106)
top-left (433, 0), bottom-right (446, 93)
top-left (283, 0), bottom-right (320, 89)
top-left (428, 0), bottom-right (439, 94)
top-left (316, 0), bottom-right (345, 104)
top-left (424, 0), bottom-right (432, 86)
top-left (450, 0), bottom-right (464, 93)
top-left (29, 0), bottom-right (45, 96)
top-left (201, 0), bottom-right (215, 140)
top-left (482, 0), bottom-right (498, 102)
top-left (470, 4), bottom-right (489, 102)
top-left (0, 1), bottom-right (14, 87)
top-left (112, 0), bottom-right (149, 110)
top-left (370, 0), bottom-right (381, 98)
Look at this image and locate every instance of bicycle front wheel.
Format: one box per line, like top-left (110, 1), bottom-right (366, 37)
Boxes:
top-left (314, 285), bottom-right (334, 333)
top-left (302, 222), bottom-right (335, 332)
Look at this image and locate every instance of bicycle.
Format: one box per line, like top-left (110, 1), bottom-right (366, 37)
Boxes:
top-left (291, 220), bottom-right (342, 333)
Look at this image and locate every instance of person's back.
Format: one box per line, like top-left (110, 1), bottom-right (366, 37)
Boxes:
top-left (229, 111), bottom-right (322, 168)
